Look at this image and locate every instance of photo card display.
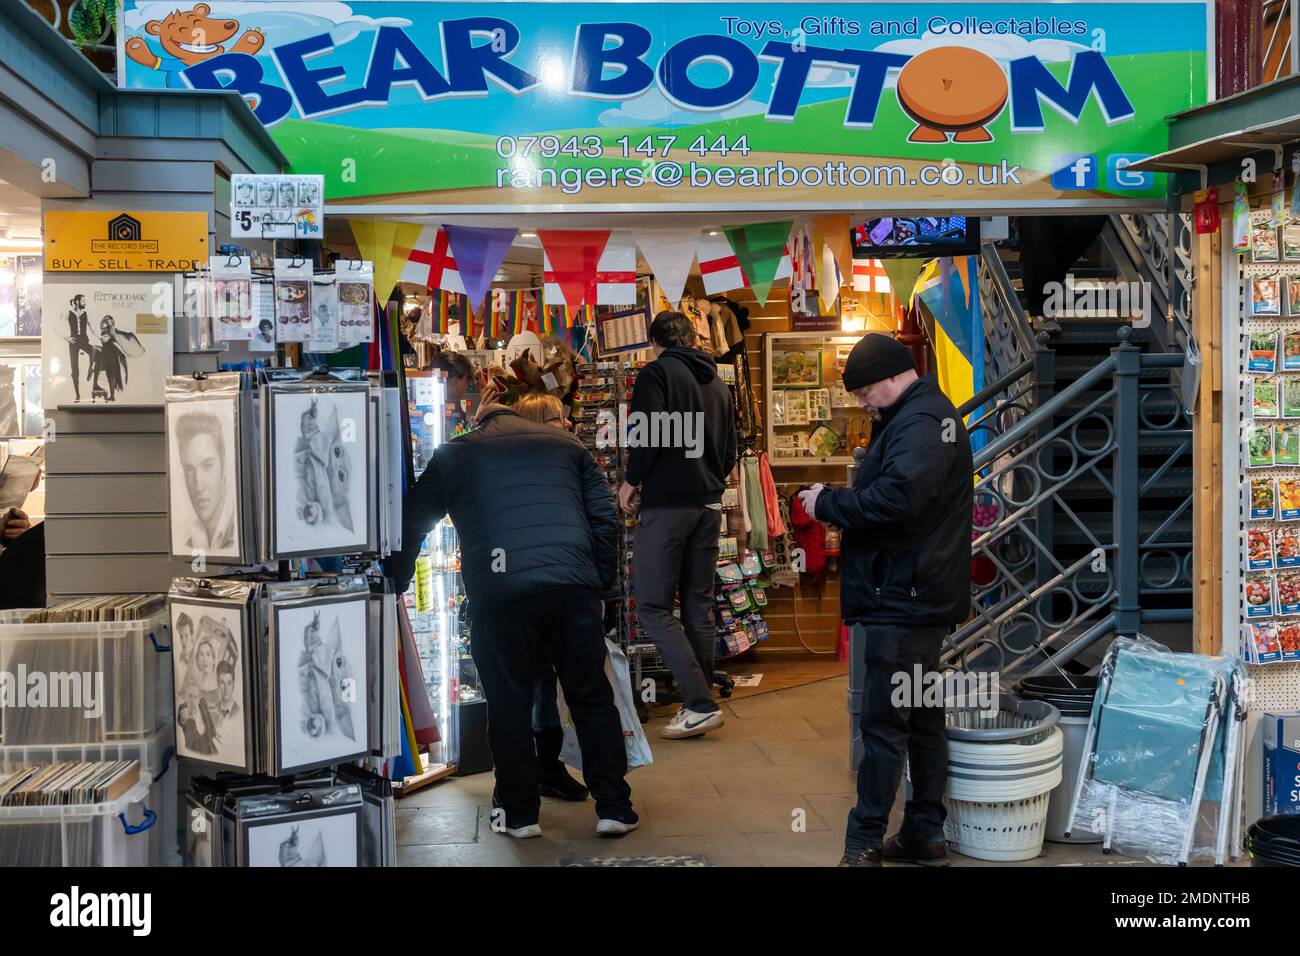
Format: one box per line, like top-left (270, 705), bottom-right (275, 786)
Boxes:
top-left (165, 373), bottom-right (251, 565)
top-left (235, 783), bottom-right (362, 868)
top-left (266, 580), bottom-right (370, 776)
top-left (274, 258), bottom-right (313, 343)
top-left (263, 375), bottom-right (372, 560)
top-left (168, 578), bottom-right (259, 772)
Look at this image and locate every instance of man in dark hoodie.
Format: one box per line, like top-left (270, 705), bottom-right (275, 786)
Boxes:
top-left (619, 311), bottom-right (737, 740)
top-left (798, 333), bottom-right (972, 868)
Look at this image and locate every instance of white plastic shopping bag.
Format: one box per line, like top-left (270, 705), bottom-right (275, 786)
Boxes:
top-left (557, 639), bottom-right (653, 772)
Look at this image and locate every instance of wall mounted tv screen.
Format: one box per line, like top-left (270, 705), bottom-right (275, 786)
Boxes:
top-left (851, 217), bottom-right (979, 259)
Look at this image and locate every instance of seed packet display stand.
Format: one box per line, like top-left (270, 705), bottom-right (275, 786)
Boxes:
top-left (1225, 249), bottom-right (1300, 825)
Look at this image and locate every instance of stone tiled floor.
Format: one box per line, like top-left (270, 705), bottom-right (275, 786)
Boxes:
top-left (394, 674), bottom-right (1145, 867)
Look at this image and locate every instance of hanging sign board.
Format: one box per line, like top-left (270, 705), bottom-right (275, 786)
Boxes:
top-left (44, 210), bottom-right (207, 272)
top-left (120, 2), bottom-right (1208, 210)
top-left (230, 174), bottom-right (324, 239)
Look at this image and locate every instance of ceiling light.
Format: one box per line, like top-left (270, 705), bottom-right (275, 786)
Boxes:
top-left (520, 231), bottom-right (537, 238)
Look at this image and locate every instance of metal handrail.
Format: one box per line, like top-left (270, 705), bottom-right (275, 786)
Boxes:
top-left (980, 242), bottom-right (1036, 360)
top-left (975, 355), bottom-right (1118, 468)
top-left (957, 358), bottom-right (1034, 419)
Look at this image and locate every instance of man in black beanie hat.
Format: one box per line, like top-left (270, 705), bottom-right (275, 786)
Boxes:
top-left (798, 333), bottom-right (972, 868)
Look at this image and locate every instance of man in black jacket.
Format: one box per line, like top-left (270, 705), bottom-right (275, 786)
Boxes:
top-left (386, 405), bottom-right (636, 838)
top-left (618, 312), bottom-right (737, 740)
top-left (799, 334), bottom-right (972, 868)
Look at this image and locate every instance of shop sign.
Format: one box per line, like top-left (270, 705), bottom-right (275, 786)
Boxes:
top-left (44, 211), bottom-right (208, 272)
top-left (792, 315), bottom-right (842, 332)
top-left (230, 173), bottom-right (325, 238)
top-left (119, 2), bottom-right (1209, 209)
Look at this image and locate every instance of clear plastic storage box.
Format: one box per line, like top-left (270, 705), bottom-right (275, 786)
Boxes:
top-left (0, 608), bottom-right (172, 746)
top-left (0, 726), bottom-right (178, 867)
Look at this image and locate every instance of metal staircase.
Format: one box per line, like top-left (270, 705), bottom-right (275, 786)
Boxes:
top-left (949, 215), bottom-right (1196, 678)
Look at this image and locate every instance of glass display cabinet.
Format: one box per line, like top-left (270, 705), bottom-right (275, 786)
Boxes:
top-left (764, 332), bottom-right (873, 467)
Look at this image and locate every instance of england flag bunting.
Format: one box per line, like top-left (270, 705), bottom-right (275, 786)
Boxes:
top-left (853, 258), bottom-right (892, 294)
top-left (399, 225), bottom-right (464, 293)
top-left (540, 229), bottom-right (611, 308)
top-left (697, 232), bottom-right (745, 295)
top-left (596, 231), bottom-right (638, 305)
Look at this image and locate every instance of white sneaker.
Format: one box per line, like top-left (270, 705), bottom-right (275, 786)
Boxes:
top-left (502, 823), bottom-right (543, 839)
top-left (596, 811), bottom-right (640, 836)
top-left (659, 707), bottom-right (724, 739)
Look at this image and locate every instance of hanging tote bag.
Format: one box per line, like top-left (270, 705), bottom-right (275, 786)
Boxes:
top-left (557, 639), bottom-right (654, 772)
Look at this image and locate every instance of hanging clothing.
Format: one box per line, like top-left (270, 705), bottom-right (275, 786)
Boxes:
top-left (757, 452), bottom-right (786, 537)
top-left (736, 459), bottom-right (752, 534)
top-left (769, 495), bottom-right (800, 589)
top-left (742, 454), bottom-right (767, 550)
top-left (789, 491), bottom-right (827, 585)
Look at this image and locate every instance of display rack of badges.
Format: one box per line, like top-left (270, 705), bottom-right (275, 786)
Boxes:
top-left (1237, 256), bottom-right (1300, 675)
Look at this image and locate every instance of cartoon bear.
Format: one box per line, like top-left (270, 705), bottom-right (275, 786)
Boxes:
top-left (125, 3), bottom-right (265, 88)
top-left (895, 47), bottom-right (1008, 144)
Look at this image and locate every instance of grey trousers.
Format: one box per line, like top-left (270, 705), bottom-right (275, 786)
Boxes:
top-left (633, 505), bottom-right (722, 714)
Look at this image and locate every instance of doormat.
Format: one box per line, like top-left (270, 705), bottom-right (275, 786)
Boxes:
top-left (561, 854), bottom-right (709, 867)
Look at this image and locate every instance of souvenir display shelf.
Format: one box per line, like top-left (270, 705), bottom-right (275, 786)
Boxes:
top-left (763, 332), bottom-right (871, 467)
top-left (401, 371), bottom-right (470, 787)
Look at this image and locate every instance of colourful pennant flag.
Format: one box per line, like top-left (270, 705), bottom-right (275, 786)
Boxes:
top-left (697, 232), bottom-right (745, 295)
top-left (637, 229), bottom-right (700, 305)
top-left (724, 221), bottom-right (794, 306)
top-left (540, 229), bottom-right (611, 307)
top-left (443, 225), bottom-right (516, 317)
top-left (400, 225), bottom-right (464, 292)
top-left (596, 232), bottom-right (638, 305)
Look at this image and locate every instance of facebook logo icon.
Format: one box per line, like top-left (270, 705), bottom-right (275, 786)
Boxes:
top-left (1051, 154), bottom-right (1098, 191)
top-left (1107, 154), bottom-right (1153, 190)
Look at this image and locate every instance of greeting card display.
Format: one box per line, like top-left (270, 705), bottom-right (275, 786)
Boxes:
top-left (1279, 622), bottom-right (1300, 660)
top-left (274, 258), bottom-right (313, 343)
top-left (337, 260), bottom-right (374, 345)
top-left (306, 273), bottom-right (340, 353)
top-left (233, 784), bottom-right (362, 868)
top-left (262, 376), bottom-right (371, 560)
top-left (41, 278), bottom-right (174, 407)
top-left (164, 373), bottom-right (255, 565)
top-left (1284, 220), bottom-right (1300, 261)
top-left (1246, 622), bottom-right (1282, 664)
top-left (210, 255), bottom-right (253, 341)
top-left (1289, 277), bottom-right (1300, 318)
top-left (169, 578), bottom-right (259, 772)
top-left (249, 281), bottom-right (276, 353)
top-left (265, 580), bottom-right (370, 776)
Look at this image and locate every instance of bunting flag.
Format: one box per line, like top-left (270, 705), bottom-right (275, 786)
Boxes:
top-left (596, 232), bottom-right (638, 305)
top-left (697, 231), bottom-right (745, 295)
top-left (853, 258), bottom-right (892, 294)
top-left (724, 220), bottom-right (794, 306)
top-left (917, 256), bottom-right (984, 446)
top-left (637, 229), bottom-right (700, 304)
top-left (349, 219), bottom-right (423, 302)
top-left (443, 225), bottom-right (516, 320)
top-left (512, 291), bottom-right (530, 334)
top-left (811, 214), bottom-right (852, 302)
top-left (540, 229), bottom-right (611, 307)
top-left (399, 225), bottom-right (463, 292)
top-left (881, 258), bottom-right (927, 308)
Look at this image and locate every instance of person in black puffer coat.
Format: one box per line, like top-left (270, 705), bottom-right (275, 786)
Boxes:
top-left (385, 405), bottom-right (637, 839)
top-left (798, 333), bottom-right (972, 869)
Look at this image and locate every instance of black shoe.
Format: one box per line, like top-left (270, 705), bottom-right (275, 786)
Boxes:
top-left (595, 808), bottom-right (639, 836)
top-left (838, 846), bottom-right (882, 867)
top-left (881, 833), bottom-right (950, 867)
top-left (539, 763), bottom-right (589, 802)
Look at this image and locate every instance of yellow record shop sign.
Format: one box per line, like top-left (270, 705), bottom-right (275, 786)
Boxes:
top-left (44, 211), bottom-right (208, 272)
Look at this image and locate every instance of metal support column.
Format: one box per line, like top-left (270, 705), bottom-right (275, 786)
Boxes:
top-left (1032, 331), bottom-right (1057, 597)
top-left (1113, 327), bottom-right (1143, 636)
